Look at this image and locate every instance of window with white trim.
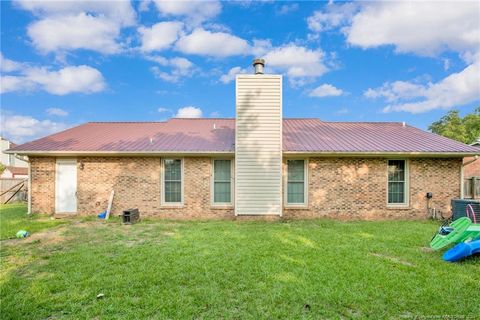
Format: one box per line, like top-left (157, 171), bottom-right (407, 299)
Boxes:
top-left (213, 159), bottom-right (232, 204)
top-left (387, 160), bottom-right (407, 205)
top-left (287, 159), bottom-right (306, 205)
top-left (163, 159), bottom-right (182, 204)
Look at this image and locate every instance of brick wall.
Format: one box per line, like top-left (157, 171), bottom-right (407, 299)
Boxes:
top-left (30, 157), bottom-right (56, 214)
top-left (29, 156), bottom-right (461, 220)
top-left (283, 157), bottom-right (461, 219)
top-left (29, 156), bottom-right (233, 219)
top-left (464, 156), bottom-right (480, 178)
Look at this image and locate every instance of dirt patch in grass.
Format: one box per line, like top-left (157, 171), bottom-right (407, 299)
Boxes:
top-left (420, 246), bottom-right (434, 253)
top-left (1, 225), bottom-right (67, 248)
top-left (25, 226), bottom-right (68, 246)
top-left (370, 252), bottom-right (416, 267)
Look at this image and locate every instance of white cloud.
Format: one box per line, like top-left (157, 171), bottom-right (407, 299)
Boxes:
top-left (307, 2), bottom-right (358, 33)
top-left (0, 111), bottom-right (69, 143)
top-left (46, 107), bottom-right (68, 117)
top-left (28, 13), bottom-right (122, 54)
top-left (277, 3), bottom-right (299, 15)
top-left (138, 21), bottom-right (184, 52)
top-left (306, 2), bottom-right (480, 113)
top-left (366, 62), bottom-right (480, 114)
top-left (1, 57), bottom-right (106, 95)
top-left (157, 107), bottom-right (172, 113)
top-left (25, 65), bottom-right (106, 95)
top-left (152, 0), bottom-right (221, 26)
top-left (309, 84), bottom-right (344, 97)
top-left (262, 44), bottom-right (328, 85)
top-left (0, 52), bottom-right (24, 72)
top-left (364, 81), bottom-right (426, 103)
top-left (251, 39), bottom-right (273, 57)
top-left (138, 0), bottom-right (152, 12)
top-left (14, 0), bottom-right (136, 26)
top-left (220, 66), bottom-right (249, 84)
top-left (308, 2), bottom-right (480, 62)
top-left (232, 0), bottom-right (275, 8)
top-left (347, 2), bottom-right (480, 60)
top-left (149, 56), bottom-right (196, 83)
top-left (176, 28), bottom-right (250, 57)
top-left (16, 0), bottom-right (136, 55)
top-left (336, 108), bottom-right (349, 115)
top-left (443, 58), bottom-right (451, 71)
top-left (1, 76), bottom-right (31, 94)
top-left (175, 106), bottom-right (203, 118)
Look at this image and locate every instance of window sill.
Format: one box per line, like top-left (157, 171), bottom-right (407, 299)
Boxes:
top-left (211, 205), bottom-right (234, 210)
top-left (386, 205), bottom-right (410, 210)
top-left (284, 205), bottom-right (309, 210)
top-left (160, 204), bottom-right (184, 209)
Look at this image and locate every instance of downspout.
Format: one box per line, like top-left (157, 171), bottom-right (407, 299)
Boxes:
top-left (14, 153), bottom-right (31, 214)
top-left (461, 155), bottom-right (479, 199)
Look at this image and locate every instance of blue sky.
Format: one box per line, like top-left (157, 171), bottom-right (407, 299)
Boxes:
top-left (1, 0), bottom-right (479, 143)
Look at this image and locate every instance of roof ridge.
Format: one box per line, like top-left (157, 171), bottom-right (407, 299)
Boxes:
top-left (171, 118), bottom-right (234, 120)
top-left (87, 121), bottom-right (168, 123)
top-left (320, 121), bottom-right (405, 124)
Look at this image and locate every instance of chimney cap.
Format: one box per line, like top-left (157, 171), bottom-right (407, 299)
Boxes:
top-left (252, 58), bottom-right (265, 67)
top-left (252, 58), bottom-right (265, 74)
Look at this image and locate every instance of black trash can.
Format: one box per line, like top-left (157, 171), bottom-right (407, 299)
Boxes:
top-left (122, 208), bottom-right (140, 224)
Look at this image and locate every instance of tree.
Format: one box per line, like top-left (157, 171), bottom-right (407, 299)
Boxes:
top-left (428, 107), bottom-right (480, 144)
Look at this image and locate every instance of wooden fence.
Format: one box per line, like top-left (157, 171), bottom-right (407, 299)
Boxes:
top-left (464, 177), bottom-right (480, 199)
top-left (0, 178), bottom-right (28, 204)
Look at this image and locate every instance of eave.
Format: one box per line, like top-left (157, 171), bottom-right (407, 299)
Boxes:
top-left (5, 150), bottom-right (479, 158)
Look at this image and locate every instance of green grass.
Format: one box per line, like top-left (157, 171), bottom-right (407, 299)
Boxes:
top-left (1, 204), bottom-right (479, 319)
top-left (0, 203), bottom-right (66, 240)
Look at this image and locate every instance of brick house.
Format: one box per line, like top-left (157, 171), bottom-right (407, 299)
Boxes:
top-left (464, 140), bottom-right (480, 178)
top-left (6, 60), bottom-right (480, 219)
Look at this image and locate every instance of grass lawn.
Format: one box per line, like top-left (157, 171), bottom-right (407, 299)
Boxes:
top-left (0, 203), bottom-right (66, 240)
top-left (1, 204), bottom-right (478, 319)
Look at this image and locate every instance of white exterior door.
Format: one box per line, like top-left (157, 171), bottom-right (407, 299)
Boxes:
top-left (56, 159), bottom-right (77, 213)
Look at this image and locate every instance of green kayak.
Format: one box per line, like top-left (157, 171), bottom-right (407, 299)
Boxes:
top-left (430, 217), bottom-right (480, 250)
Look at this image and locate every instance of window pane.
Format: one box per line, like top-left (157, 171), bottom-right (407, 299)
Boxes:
top-left (388, 182), bottom-right (405, 203)
top-left (214, 160), bottom-right (231, 203)
top-left (388, 160), bottom-right (405, 204)
top-left (165, 181), bottom-right (181, 202)
top-left (214, 160), bottom-right (231, 181)
top-left (288, 182), bottom-right (304, 203)
top-left (388, 160), bottom-right (405, 182)
top-left (164, 159), bottom-right (182, 203)
top-left (287, 160), bottom-right (305, 204)
top-left (165, 159), bottom-right (181, 181)
top-left (214, 182), bottom-right (231, 203)
top-left (288, 160), bottom-right (304, 181)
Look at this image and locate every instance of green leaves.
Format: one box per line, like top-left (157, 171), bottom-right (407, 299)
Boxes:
top-left (429, 107), bottom-right (480, 144)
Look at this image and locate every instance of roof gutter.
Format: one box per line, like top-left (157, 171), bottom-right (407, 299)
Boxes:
top-left (5, 150), bottom-right (480, 157)
top-left (282, 151), bottom-right (480, 158)
top-left (5, 150), bottom-right (236, 157)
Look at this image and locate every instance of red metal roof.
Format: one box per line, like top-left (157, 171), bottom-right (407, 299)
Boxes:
top-left (5, 166), bottom-right (28, 176)
top-left (8, 118), bottom-right (479, 154)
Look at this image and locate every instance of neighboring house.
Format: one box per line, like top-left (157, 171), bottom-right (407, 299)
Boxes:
top-left (464, 139), bottom-right (480, 178)
top-left (1, 137), bottom-right (28, 168)
top-left (1, 166), bottom-right (28, 179)
top-left (6, 60), bottom-right (480, 219)
top-left (1, 137), bottom-right (29, 180)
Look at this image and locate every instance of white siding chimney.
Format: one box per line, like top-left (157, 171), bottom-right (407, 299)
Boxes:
top-left (235, 60), bottom-right (282, 215)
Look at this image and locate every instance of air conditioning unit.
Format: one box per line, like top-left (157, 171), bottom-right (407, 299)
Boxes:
top-left (451, 199), bottom-right (480, 222)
